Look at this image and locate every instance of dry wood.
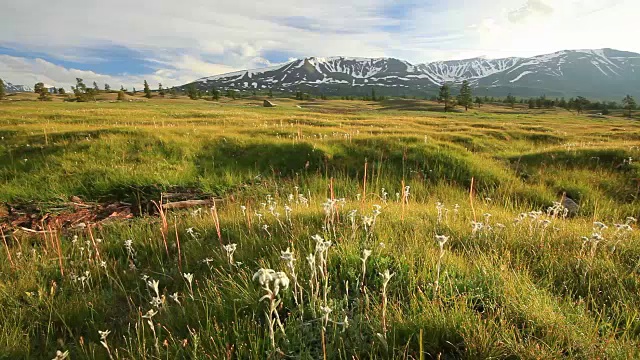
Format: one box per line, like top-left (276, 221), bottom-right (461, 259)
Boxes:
top-left (161, 198), bottom-right (221, 210)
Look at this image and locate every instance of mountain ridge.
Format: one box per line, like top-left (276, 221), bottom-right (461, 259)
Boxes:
top-left (3, 82), bottom-right (33, 93)
top-left (183, 48), bottom-right (640, 99)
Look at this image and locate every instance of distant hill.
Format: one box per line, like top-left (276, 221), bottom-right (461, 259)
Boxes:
top-left (181, 48), bottom-right (640, 99)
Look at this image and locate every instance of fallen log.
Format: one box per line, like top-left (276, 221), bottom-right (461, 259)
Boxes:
top-left (161, 199), bottom-right (222, 210)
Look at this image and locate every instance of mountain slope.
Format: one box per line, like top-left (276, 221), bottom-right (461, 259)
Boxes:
top-left (4, 82), bottom-right (33, 93)
top-left (183, 48), bottom-right (640, 99)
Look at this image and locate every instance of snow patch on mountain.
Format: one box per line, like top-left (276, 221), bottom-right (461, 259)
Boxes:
top-left (510, 71), bottom-right (534, 83)
top-left (4, 83), bottom-right (33, 93)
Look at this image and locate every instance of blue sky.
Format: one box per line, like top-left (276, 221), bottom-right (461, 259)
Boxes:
top-left (0, 0), bottom-right (637, 89)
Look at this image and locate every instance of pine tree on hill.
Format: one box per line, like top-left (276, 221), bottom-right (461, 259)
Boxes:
top-left (0, 78), bottom-right (6, 100)
top-left (570, 96), bottom-right (589, 114)
top-left (187, 84), bottom-right (198, 100)
top-left (438, 83), bottom-right (451, 112)
top-left (622, 95), bottom-right (636, 118)
top-left (34, 82), bottom-right (46, 94)
top-left (34, 82), bottom-right (50, 101)
top-left (210, 87), bottom-right (220, 100)
top-left (457, 80), bottom-right (472, 111)
top-left (143, 81), bottom-right (152, 98)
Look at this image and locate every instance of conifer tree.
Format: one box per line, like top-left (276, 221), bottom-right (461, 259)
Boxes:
top-left (558, 97), bottom-right (567, 109)
top-left (34, 82), bottom-right (50, 101)
top-left (570, 96), bottom-right (589, 114)
top-left (104, 83), bottom-right (111, 91)
top-left (143, 80), bottom-right (152, 98)
top-left (34, 82), bottom-right (46, 94)
top-left (210, 87), bottom-right (220, 100)
top-left (158, 83), bottom-right (165, 96)
top-left (506, 93), bottom-right (516, 108)
top-left (438, 83), bottom-right (451, 112)
top-left (0, 78), bottom-right (6, 100)
top-left (622, 95), bottom-right (636, 118)
top-left (187, 84), bottom-right (198, 100)
top-left (458, 80), bottom-right (472, 111)
top-left (76, 78), bottom-right (86, 92)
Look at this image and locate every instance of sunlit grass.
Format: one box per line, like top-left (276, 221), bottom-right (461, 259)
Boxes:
top-left (0, 99), bottom-right (639, 359)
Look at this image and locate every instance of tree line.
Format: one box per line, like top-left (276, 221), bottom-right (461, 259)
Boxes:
top-left (435, 81), bottom-right (637, 117)
top-left (0, 76), bottom-right (636, 118)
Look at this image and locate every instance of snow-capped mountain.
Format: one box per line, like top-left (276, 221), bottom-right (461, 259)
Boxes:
top-left (4, 82), bottom-right (33, 93)
top-left (183, 48), bottom-right (640, 99)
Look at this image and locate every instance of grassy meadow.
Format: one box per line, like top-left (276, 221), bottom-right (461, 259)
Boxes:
top-left (1, 96), bottom-right (640, 359)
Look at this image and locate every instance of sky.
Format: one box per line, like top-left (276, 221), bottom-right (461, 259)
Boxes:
top-left (0, 0), bottom-right (637, 89)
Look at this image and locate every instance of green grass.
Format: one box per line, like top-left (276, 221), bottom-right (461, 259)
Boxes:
top-left (1, 98), bottom-right (640, 359)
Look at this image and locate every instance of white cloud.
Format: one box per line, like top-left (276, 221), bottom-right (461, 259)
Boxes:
top-left (508, 0), bottom-right (554, 23)
top-left (0, 0), bottom-right (638, 86)
top-left (0, 54), bottom-right (232, 90)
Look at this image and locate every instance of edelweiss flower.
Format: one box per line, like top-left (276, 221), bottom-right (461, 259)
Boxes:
top-left (98, 330), bottom-right (111, 341)
top-left (52, 350), bottom-right (69, 360)
top-left (593, 222), bottom-right (608, 231)
top-left (170, 292), bottom-right (181, 305)
top-left (252, 268), bottom-right (276, 286)
top-left (435, 234), bottom-right (449, 248)
top-left (183, 273), bottom-right (194, 286)
top-left (615, 223), bottom-right (633, 231)
top-left (361, 249), bottom-right (372, 263)
top-left (380, 269), bottom-right (395, 287)
top-left (147, 279), bottom-right (160, 297)
top-left (272, 272), bottom-right (290, 295)
top-left (224, 243), bottom-right (237, 252)
top-left (280, 248), bottom-right (295, 263)
top-left (306, 253), bottom-right (316, 268)
top-left (142, 309), bottom-right (158, 319)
